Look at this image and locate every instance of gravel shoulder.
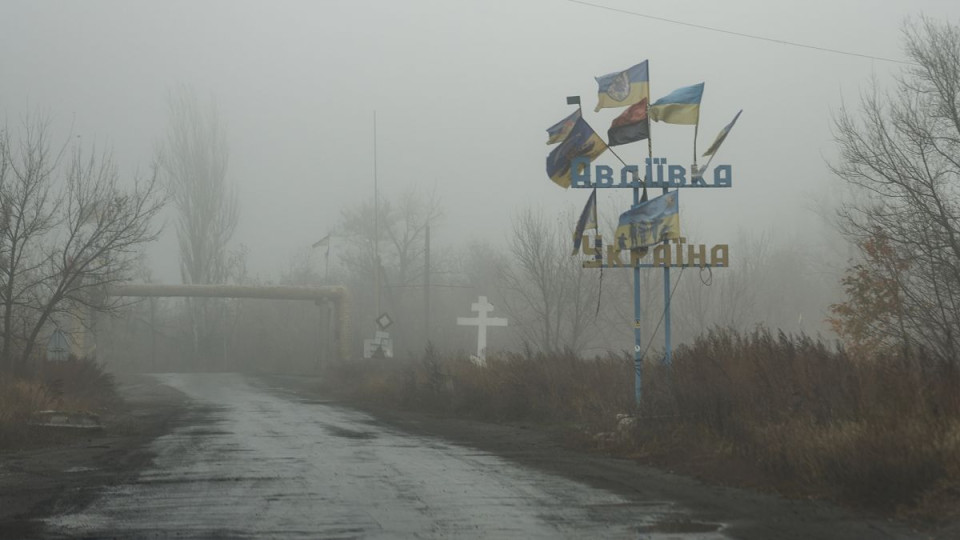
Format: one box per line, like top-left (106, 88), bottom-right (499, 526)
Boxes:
top-left (0, 374), bottom-right (187, 539)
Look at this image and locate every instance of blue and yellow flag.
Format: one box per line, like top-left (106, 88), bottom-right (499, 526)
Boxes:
top-left (703, 109), bottom-right (742, 156)
top-left (546, 118), bottom-right (607, 188)
top-left (649, 83), bottom-right (704, 125)
top-left (615, 191), bottom-right (680, 250)
top-left (594, 61), bottom-right (649, 112)
top-left (572, 189), bottom-right (597, 255)
top-left (547, 109), bottom-right (582, 145)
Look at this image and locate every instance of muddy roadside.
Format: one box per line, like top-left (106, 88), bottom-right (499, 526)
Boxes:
top-left (0, 374), bottom-right (187, 539)
top-left (259, 373), bottom-right (955, 540)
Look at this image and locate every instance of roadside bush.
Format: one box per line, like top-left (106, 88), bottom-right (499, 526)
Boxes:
top-left (323, 346), bottom-right (633, 427)
top-left (640, 328), bottom-right (960, 515)
top-left (37, 357), bottom-right (120, 412)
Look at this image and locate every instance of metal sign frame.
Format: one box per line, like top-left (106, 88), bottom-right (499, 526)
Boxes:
top-left (569, 145), bottom-right (734, 406)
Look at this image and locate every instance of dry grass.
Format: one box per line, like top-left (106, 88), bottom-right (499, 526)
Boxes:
top-left (0, 357), bottom-right (119, 449)
top-left (321, 329), bottom-right (960, 518)
top-left (639, 329), bottom-right (960, 516)
top-left (324, 343), bottom-right (633, 429)
top-left (35, 357), bottom-right (120, 411)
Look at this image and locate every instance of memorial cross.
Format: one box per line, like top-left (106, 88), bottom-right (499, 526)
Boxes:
top-left (456, 296), bottom-right (508, 361)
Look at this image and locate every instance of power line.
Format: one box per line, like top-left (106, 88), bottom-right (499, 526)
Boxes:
top-left (566, 0), bottom-right (915, 66)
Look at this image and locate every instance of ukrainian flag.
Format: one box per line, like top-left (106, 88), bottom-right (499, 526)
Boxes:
top-left (703, 109), bottom-right (743, 156)
top-left (649, 83), bottom-right (704, 125)
top-left (594, 61), bottom-right (649, 112)
top-left (546, 118), bottom-right (607, 188)
top-left (546, 109), bottom-right (581, 145)
top-left (615, 191), bottom-right (680, 250)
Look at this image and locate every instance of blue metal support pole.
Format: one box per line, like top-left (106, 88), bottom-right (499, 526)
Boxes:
top-left (632, 186), bottom-right (643, 405)
top-left (663, 174), bottom-right (672, 366)
top-left (663, 265), bottom-right (672, 366)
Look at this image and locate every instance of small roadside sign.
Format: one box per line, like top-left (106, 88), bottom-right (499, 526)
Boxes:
top-left (376, 312), bottom-right (393, 330)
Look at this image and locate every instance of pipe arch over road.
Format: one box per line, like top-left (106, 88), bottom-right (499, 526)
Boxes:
top-left (110, 284), bottom-right (349, 362)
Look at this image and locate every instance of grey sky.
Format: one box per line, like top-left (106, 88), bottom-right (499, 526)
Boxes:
top-left (2, 0), bottom-right (958, 282)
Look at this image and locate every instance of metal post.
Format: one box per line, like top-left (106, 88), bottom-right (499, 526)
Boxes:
top-left (662, 180), bottom-right (672, 366)
top-left (423, 222), bottom-right (430, 350)
top-left (316, 301), bottom-right (324, 369)
top-left (663, 266), bottom-right (672, 366)
top-left (374, 111), bottom-right (381, 319)
top-left (632, 186), bottom-right (643, 405)
top-left (150, 297), bottom-right (157, 368)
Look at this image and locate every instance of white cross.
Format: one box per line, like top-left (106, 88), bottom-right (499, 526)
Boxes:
top-left (456, 296), bottom-right (507, 361)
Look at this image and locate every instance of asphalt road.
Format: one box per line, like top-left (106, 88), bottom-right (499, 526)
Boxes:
top-left (43, 373), bottom-right (724, 539)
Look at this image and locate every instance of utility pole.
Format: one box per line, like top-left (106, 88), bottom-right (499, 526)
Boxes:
top-left (150, 297), bottom-right (157, 368)
top-left (374, 111), bottom-right (381, 318)
top-left (423, 222), bottom-right (430, 350)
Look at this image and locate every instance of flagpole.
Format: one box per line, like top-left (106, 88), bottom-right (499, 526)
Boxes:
top-left (648, 68), bottom-right (673, 372)
top-left (579, 98), bottom-right (645, 406)
top-left (701, 151), bottom-right (716, 174)
top-left (629, 64), bottom-right (655, 407)
top-left (567, 95), bottom-right (605, 316)
top-left (693, 122), bottom-right (700, 168)
top-left (374, 111), bottom-right (381, 319)
top-left (575, 99), bottom-right (599, 240)
top-left (588, 102), bottom-right (645, 407)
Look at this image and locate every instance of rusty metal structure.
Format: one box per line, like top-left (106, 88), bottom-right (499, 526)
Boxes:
top-left (109, 284), bottom-right (350, 362)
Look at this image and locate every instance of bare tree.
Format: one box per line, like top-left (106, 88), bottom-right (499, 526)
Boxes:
top-left (339, 187), bottom-right (442, 288)
top-left (498, 207), bottom-right (599, 353)
top-left (158, 87), bottom-right (240, 364)
top-left (0, 119), bottom-right (61, 370)
top-left (831, 18), bottom-right (960, 362)
top-left (337, 186), bottom-right (442, 350)
top-left (0, 117), bottom-right (165, 373)
top-left (159, 87), bottom-right (238, 286)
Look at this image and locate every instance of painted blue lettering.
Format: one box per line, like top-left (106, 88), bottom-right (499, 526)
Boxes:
top-left (620, 165), bottom-right (640, 187)
top-left (595, 165), bottom-right (614, 187)
top-left (570, 157), bottom-right (591, 187)
top-left (714, 165), bottom-right (732, 187)
top-left (668, 165), bottom-right (686, 187)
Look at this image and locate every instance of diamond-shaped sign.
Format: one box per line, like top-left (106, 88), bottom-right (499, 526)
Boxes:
top-left (376, 312), bottom-right (393, 330)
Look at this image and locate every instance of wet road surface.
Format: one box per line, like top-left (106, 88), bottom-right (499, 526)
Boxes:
top-left (45, 373), bottom-right (726, 539)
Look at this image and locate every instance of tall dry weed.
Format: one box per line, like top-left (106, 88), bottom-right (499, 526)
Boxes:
top-left (640, 328), bottom-right (960, 513)
top-left (0, 378), bottom-right (59, 446)
top-left (1, 357), bottom-right (119, 448)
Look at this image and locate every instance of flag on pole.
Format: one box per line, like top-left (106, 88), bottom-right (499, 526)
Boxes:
top-left (607, 98), bottom-right (649, 147)
top-left (571, 189), bottom-right (597, 255)
top-left (614, 191), bottom-right (680, 250)
top-left (546, 109), bottom-right (582, 145)
top-left (649, 83), bottom-right (704, 125)
top-left (594, 61), bottom-right (649, 112)
top-left (546, 117), bottom-right (607, 188)
top-left (312, 234), bottom-right (330, 249)
top-left (702, 109), bottom-right (743, 156)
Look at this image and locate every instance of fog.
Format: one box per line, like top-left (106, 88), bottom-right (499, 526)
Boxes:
top-left (3, 0), bottom-right (959, 363)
